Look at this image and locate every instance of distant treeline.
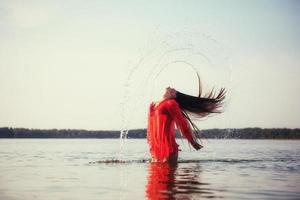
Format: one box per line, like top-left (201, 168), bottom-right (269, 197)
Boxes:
top-left (0, 127), bottom-right (299, 139)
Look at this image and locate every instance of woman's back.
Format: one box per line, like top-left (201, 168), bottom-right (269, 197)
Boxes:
top-left (147, 99), bottom-right (193, 162)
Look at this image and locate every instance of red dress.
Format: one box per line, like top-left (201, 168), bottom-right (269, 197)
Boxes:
top-left (147, 99), bottom-right (194, 161)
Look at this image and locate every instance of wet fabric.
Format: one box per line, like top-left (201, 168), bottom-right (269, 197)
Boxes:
top-left (147, 99), bottom-right (193, 162)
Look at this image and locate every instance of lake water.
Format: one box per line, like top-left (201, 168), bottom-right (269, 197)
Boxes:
top-left (0, 139), bottom-right (299, 200)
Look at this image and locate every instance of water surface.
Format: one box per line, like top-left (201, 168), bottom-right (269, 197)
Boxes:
top-left (0, 139), bottom-right (299, 199)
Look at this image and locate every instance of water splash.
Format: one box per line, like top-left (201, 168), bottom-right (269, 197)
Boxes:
top-left (89, 157), bottom-right (297, 165)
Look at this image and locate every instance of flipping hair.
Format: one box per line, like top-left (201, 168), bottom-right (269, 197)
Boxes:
top-left (174, 74), bottom-right (226, 142)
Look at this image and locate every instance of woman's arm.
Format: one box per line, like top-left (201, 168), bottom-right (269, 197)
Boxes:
top-left (190, 140), bottom-right (203, 150)
top-left (167, 100), bottom-right (201, 150)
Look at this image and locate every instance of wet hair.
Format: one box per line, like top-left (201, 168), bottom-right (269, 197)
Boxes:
top-left (175, 88), bottom-right (226, 118)
top-left (174, 77), bottom-right (226, 142)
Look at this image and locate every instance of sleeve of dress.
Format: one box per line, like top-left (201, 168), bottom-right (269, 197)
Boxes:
top-left (167, 100), bottom-right (194, 142)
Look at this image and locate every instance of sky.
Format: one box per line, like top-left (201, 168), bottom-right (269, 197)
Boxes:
top-left (0, 0), bottom-right (299, 130)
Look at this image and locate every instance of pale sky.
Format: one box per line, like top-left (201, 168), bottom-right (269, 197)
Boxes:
top-left (0, 0), bottom-right (299, 130)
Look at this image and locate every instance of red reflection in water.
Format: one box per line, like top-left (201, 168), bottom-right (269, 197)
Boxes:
top-left (146, 163), bottom-right (177, 200)
top-left (145, 162), bottom-right (223, 199)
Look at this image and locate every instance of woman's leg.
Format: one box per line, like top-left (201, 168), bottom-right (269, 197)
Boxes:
top-left (167, 152), bottom-right (178, 163)
top-left (150, 152), bottom-right (178, 163)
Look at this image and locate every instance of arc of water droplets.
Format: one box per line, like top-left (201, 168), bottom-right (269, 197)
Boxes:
top-left (121, 47), bottom-right (215, 137)
top-left (119, 33), bottom-right (234, 160)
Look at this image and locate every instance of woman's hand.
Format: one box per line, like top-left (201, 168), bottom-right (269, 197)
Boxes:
top-left (191, 140), bottom-right (203, 150)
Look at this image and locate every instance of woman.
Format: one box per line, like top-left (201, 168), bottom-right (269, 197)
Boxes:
top-left (147, 83), bottom-right (226, 163)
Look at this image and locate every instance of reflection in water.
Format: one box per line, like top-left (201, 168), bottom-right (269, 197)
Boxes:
top-left (145, 162), bottom-right (224, 199)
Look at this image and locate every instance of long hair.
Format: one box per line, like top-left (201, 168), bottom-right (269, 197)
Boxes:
top-left (174, 74), bottom-right (226, 142)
